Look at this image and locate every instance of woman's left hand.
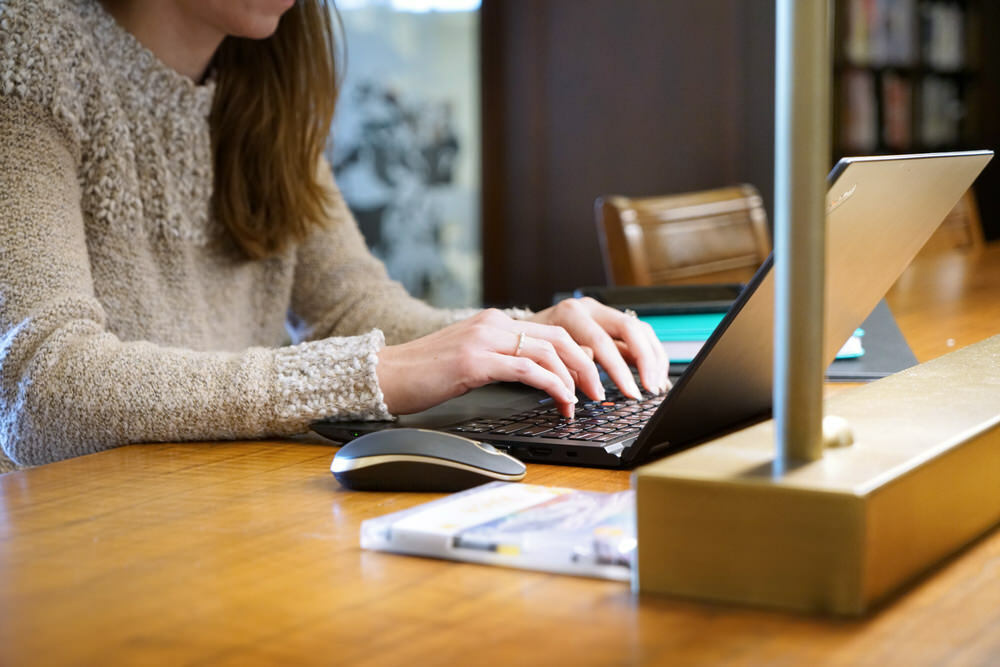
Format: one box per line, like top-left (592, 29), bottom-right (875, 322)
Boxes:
top-left (526, 297), bottom-right (670, 399)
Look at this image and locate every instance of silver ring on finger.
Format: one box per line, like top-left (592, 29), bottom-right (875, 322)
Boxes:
top-left (624, 308), bottom-right (638, 319)
top-left (513, 331), bottom-right (527, 356)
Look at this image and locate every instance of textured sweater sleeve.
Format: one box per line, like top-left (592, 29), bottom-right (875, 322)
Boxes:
top-left (0, 99), bottom-right (391, 469)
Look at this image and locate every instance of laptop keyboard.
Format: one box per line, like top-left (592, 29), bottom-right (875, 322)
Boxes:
top-left (447, 386), bottom-right (666, 443)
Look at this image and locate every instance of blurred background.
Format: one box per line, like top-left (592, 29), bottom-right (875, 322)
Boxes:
top-left (329, 0), bottom-right (1000, 310)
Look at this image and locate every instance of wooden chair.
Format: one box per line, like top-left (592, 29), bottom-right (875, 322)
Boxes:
top-left (596, 184), bottom-right (771, 286)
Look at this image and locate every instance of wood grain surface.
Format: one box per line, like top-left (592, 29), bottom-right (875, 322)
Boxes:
top-left (2, 245), bottom-right (999, 666)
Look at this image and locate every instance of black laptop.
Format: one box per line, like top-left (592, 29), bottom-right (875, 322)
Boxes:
top-left (311, 151), bottom-right (992, 468)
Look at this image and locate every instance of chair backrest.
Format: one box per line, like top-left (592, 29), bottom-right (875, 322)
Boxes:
top-left (596, 184), bottom-right (771, 286)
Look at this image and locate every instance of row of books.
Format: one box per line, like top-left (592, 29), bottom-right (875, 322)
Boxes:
top-left (842, 0), bottom-right (967, 70)
top-left (839, 69), bottom-right (964, 152)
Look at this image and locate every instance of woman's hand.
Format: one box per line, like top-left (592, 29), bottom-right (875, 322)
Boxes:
top-left (376, 299), bottom-right (669, 419)
top-left (526, 297), bottom-right (669, 399)
top-left (377, 309), bottom-right (600, 418)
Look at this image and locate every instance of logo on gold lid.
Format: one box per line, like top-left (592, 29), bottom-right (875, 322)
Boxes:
top-left (827, 184), bottom-right (857, 214)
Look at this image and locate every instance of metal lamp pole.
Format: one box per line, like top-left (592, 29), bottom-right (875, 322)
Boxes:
top-left (773, 0), bottom-right (833, 465)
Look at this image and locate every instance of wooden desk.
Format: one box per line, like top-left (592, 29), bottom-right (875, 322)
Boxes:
top-left (2, 246), bottom-right (999, 666)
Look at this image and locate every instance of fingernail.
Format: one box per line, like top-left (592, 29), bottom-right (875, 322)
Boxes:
top-left (598, 387), bottom-right (607, 401)
top-left (629, 381), bottom-right (642, 399)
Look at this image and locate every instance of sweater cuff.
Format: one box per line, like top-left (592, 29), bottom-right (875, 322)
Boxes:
top-left (273, 329), bottom-right (392, 430)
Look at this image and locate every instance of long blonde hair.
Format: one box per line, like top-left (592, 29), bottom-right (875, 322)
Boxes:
top-left (210, 1), bottom-right (341, 259)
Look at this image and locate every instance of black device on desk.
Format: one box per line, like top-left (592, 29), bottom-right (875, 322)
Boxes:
top-left (579, 288), bottom-right (916, 382)
top-left (312, 151), bottom-right (992, 469)
top-left (572, 284), bottom-right (743, 315)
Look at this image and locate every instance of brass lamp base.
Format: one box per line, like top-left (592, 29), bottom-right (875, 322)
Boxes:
top-left (634, 335), bottom-right (1000, 615)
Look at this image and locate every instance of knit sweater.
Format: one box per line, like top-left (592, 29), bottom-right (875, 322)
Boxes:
top-left (0, 0), bottom-right (507, 471)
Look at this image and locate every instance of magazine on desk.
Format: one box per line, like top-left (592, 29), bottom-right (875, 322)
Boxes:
top-left (360, 482), bottom-right (636, 581)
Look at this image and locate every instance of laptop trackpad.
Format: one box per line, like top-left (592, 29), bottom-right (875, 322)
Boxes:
top-left (397, 382), bottom-right (550, 428)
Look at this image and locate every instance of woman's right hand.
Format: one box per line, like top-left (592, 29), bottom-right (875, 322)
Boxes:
top-left (376, 309), bottom-right (605, 419)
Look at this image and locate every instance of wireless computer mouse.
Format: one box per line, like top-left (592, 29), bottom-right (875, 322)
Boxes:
top-left (330, 427), bottom-right (527, 492)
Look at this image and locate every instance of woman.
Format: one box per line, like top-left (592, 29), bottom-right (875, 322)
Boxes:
top-left (0, 0), bottom-right (668, 472)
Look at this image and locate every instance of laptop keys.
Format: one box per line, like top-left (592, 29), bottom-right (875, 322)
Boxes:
top-left (447, 386), bottom-right (664, 443)
top-left (517, 425), bottom-right (557, 436)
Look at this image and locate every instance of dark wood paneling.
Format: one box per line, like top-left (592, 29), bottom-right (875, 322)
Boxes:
top-left (976, 1), bottom-right (1000, 240)
top-left (479, 0), bottom-right (507, 305)
top-left (482, 0), bottom-right (776, 309)
top-left (734, 1), bottom-right (775, 227)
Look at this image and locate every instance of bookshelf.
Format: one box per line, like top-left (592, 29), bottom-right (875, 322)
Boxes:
top-left (834, 0), bottom-right (982, 157)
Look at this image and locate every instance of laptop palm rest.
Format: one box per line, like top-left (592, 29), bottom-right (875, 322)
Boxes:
top-left (310, 383), bottom-right (550, 442)
top-left (397, 383), bottom-right (549, 428)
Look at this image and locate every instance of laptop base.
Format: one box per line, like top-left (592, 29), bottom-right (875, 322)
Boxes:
top-left (310, 381), bottom-right (672, 469)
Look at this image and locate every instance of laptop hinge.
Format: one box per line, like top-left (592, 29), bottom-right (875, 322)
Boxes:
top-left (604, 442), bottom-right (626, 457)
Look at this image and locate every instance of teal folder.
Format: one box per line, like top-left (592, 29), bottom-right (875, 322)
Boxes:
top-left (644, 312), bottom-right (865, 363)
top-left (641, 313), bottom-right (725, 342)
